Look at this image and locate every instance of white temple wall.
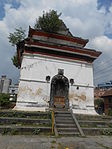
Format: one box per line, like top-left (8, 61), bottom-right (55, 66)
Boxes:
top-left (15, 53), bottom-right (95, 114)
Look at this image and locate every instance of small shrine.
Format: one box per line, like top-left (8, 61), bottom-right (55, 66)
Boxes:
top-left (14, 24), bottom-right (101, 114)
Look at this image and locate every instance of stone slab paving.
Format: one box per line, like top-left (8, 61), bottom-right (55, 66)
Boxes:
top-left (0, 135), bottom-right (112, 149)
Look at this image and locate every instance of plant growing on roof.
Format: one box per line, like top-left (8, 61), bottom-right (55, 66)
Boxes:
top-left (34, 10), bottom-right (62, 33)
top-left (8, 27), bottom-right (26, 46)
top-left (8, 27), bottom-right (26, 68)
top-left (8, 10), bottom-right (62, 68)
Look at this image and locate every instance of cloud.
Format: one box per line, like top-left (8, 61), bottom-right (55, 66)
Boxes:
top-left (0, 0), bottom-right (112, 85)
top-left (97, 0), bottom-right (112, 13)
top-left (90, 36), bottom-right (112, 53)
top-left (91, 35), bottom-right (112, 85)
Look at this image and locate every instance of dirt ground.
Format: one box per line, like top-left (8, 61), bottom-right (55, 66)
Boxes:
top-left (0, 135), bottom-right (112, 149)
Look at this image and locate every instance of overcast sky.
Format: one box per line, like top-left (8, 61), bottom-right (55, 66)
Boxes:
top-left (0, 0), bottom-right (112, 85)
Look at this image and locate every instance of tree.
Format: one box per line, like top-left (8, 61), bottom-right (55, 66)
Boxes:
top-left (34, 10), bottom-right (62, 33)
top-left (8, 27), bottom-right (26, 68)
top-left (8, 10), bottom-right (62, 68)
top-left (11, 53), bottom-right (19, 68)
top-left (8, 27), bottom-right (26, 46)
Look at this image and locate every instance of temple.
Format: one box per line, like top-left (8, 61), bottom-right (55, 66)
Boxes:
top-left (14, 25), bottom-right (101, 114)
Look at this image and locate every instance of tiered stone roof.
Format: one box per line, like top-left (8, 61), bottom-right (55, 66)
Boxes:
top-left (17, 26), bottom-right (101, 66)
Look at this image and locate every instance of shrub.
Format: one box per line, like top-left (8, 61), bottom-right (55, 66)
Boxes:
top-left (108, 109), bottom-right (112, 116)
top-left (33, 128), bottom-right (40, 135)
top-left (94, 98), bottom-right (104, 114)
top-left (95, 98), bottom-right (104, 107)
top-left (0, 93), bottom-right (10, 107)
top-left (34, 10), bottom-right (62, 33)
top-left (102, 129), bottom-right (112, 135)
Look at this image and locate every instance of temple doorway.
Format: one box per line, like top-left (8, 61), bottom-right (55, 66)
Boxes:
top-left (50, 70), bottom-right (69, 109)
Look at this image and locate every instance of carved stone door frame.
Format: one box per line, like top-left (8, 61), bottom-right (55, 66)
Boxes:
top-left (50, 73), bottom-right (69, 109)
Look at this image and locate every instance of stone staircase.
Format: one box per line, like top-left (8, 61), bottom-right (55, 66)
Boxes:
top-left (1, 110), bottom-right (112, 136)
top-left (75, 114), bottom-right (112, 135)
top-left (54, 109), bottom-right (112, 136)
top-left (54, 109), bottom-right (81, 136)
top-left (0, 110), bottom-right (52, 135)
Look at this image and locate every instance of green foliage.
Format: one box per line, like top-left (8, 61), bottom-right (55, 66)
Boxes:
top-left (11, 53), bottom-right (18, 68)
top-left (95, 98), bottom-right (104, 114)
top-left (108, 109), bottom-right (112, 116)
top-left (8, 27), bottom-right (26, 68)
top-left (0, 93), bottom-right (10, 107)
top-left (94, 98), bottom-right (104, 108)
top-left (102, 129), bottom-right (112, 135)
top-left (8, 27), bottom-right (26, 46)
top-left (33, 128), bottom-right (40, 135)
top-left (10, 128), bottom-right (18, 135)
top-left (34, 10), bottom-right (62, 33)
top-left (2, 128), bottom-right (9, 135)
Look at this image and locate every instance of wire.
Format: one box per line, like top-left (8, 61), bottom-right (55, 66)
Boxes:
top-left (94, 56), bottom-right (112, 73)
top-left (94, 67), bottom-right (112, 78)
top-left (94, 72), bottom-right (112, 80)
top-left (94, 56), bottom-right (112, 67)
top-left (94, 60), bottom-right (112, 74)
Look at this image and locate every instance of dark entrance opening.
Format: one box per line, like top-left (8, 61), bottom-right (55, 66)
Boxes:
top-left (50, 71), bottom-right (69, 109)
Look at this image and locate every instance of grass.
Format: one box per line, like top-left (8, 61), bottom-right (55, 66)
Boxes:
top-left (0, 111), bottom-right (51, 119)
top-left (1, 128), bottom-right (9, 135)
top-left (32, 128), bottom-right (40, 135)
top-left (1, 128), bottom-right (53, 135)
top-left (0, 110), bottom-right (52, 135)
top-left (102, 129), bottom-right (112, 136)
top-left (51, 140), bottom-right (56, 144)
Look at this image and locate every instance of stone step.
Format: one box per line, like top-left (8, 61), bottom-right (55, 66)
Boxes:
top-left (54, 108), bottom-right (69, 111)
top-left (82, 127), bottom-right (112, 136)
top-left (75, 114), bottom-right (112, 121)
top-left (54, 109), bottom-right (81, 136)
top-left (79, 120), bottom-right (112, 127)
top-left (0, 125), bottom-right (51, 135)
top-left (55, 119), bottom-right (74, 124)
top-left (0, 117), bottom-right (51, 125)
top-left (79, 120), bottom-right (112, 123)
top-left (55, 117), bottom-right (73, 120)
top-left (56, 123), bottom-right (76, 128)
top-left (54, 111), bottom-right (70, 114)
top-left (57, 127), bottom-right (78, 132)
top-left (58, 131), bottom-right (80, 136)
top-left (55, 116), bottom-right (72, 119)
top-left (0, 110), bottom-right (50, 118)
top-left (55, 113), bottom-right (71, 117)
